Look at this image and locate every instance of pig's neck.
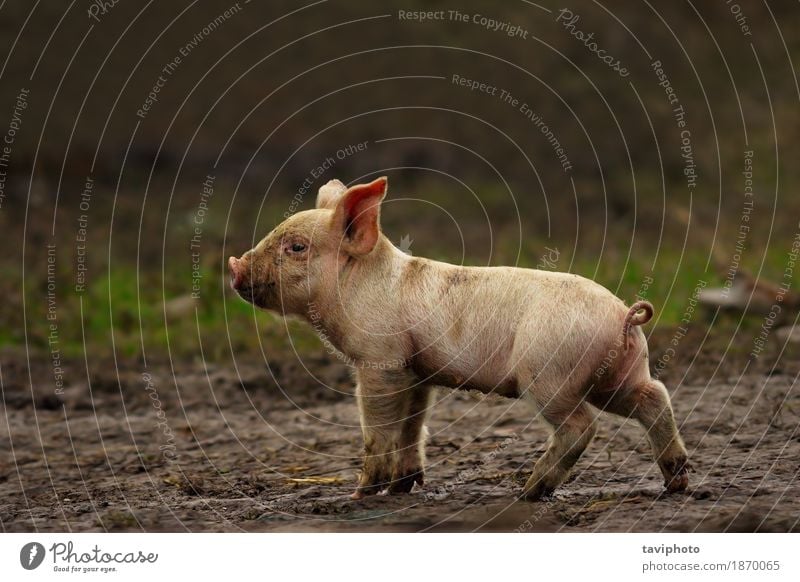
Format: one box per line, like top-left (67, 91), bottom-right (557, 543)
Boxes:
top-left (304, 235), bottom-right (407, 354)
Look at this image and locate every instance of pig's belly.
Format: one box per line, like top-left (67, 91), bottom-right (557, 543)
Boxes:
top-left (408, 320), bottom-right (520, 397)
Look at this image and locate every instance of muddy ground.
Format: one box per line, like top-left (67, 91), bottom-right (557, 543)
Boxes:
top-left (1, 333), bottom-right (799, 533)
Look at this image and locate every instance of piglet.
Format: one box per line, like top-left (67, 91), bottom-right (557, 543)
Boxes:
top-left (229, 177), bottom-right (690, 500)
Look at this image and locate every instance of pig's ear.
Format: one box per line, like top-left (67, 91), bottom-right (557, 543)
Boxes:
top-left (316, 179), bottom-right (346, 210)
top-left (331, 177), bottom-right (388, 256)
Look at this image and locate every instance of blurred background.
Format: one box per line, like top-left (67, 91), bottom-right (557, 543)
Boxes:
top-left (1, 1), bottom-right (800, 532)
top-left (1, 0), bottom-right (798, 366)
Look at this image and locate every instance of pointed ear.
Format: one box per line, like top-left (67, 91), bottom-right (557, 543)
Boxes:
top-left (316, 179), bottom-right (346, 210)
top-left (331, 177), bottom-right (388, 256)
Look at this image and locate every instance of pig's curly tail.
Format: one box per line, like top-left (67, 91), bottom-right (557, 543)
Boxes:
top-left (622, 300), bottom-right (654, 351)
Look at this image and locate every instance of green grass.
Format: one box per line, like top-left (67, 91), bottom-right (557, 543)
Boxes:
top-left (10, 260), bottom-right (320, 363)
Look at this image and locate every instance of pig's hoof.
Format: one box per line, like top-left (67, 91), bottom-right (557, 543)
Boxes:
top-left (665, 473), bottom-right (689, 493)
top-left (350, 483), bottom-right (384, 500)
top-left (662, 456), bottom-right (692, 493)
top-left (521, 482), bottom-right (555, 502)
top-left (351, 489), bottom-right (379, 500)
top-left (388, 470), bottom-right (424, 495)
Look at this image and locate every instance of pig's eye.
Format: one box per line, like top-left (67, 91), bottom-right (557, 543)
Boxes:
top-left (289, 242), bottom-right (307, 253)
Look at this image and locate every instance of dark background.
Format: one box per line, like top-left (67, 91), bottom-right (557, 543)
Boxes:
top-left (1, 1), bottom-right (799, 532)
top-left (1, 1), bottom-right (798, 360)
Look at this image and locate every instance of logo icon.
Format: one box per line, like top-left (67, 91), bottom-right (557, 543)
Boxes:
top-left (398, 234), bottom-right (413, 255)
top-left (20, 542), bottom-right (45, 570)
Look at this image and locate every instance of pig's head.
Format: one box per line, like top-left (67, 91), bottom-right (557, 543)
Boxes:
top-left (228, 176), bottom-right (388, 315)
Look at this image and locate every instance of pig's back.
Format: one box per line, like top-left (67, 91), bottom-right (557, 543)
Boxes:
top-left (402, 261), bottom-right (629, 394)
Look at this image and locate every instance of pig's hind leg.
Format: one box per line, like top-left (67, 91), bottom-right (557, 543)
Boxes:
top-left (522, 400), bottom-right (597, 501)
top-left (589, 378), bottom-right (690, 493)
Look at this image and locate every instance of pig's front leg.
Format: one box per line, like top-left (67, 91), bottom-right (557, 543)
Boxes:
top-left (351, 367), bottom-right (416, 499)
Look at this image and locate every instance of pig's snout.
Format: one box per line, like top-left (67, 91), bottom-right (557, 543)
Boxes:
top-left (228, 256), bottom-right (244, 290)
